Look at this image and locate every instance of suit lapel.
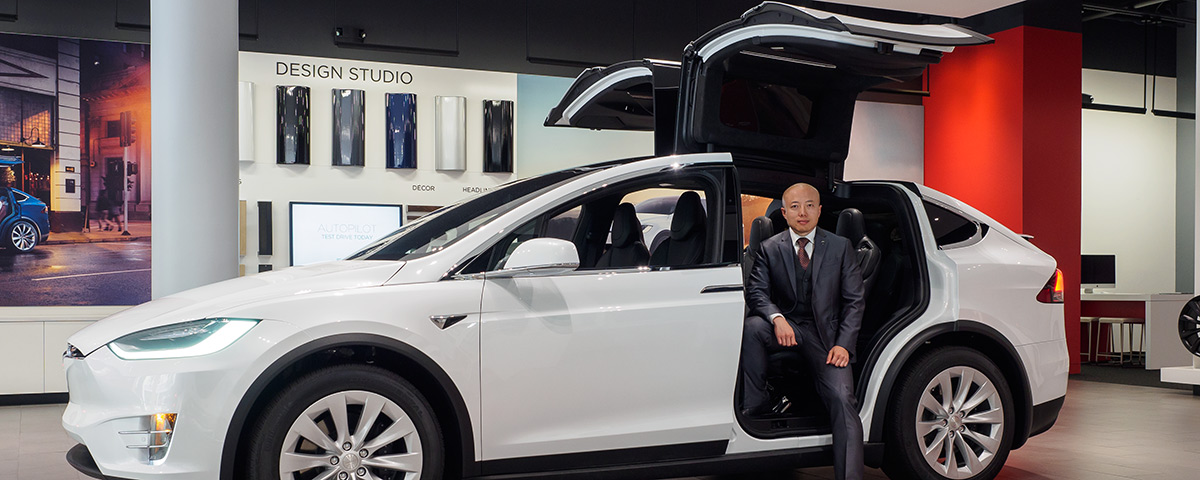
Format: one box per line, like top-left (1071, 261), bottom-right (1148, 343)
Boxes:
top-left (780, 233), bottom-right (797, 296)
top-left (811, 228), bottom-right (827, 284)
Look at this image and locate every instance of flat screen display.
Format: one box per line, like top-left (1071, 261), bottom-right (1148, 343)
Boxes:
top-left (290, 202), bottom-right (402, 266)
top-left (1080, 254), bottom-right (1116, 286)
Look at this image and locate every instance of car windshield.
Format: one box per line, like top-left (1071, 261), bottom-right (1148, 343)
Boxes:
top-left (346, 167), bottom-right (606, 261)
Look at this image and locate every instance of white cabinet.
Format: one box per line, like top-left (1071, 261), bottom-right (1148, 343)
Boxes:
top-left (0, 323), bottom-right (47, 394)
top-left (0, 307), bottom-right (124, 397)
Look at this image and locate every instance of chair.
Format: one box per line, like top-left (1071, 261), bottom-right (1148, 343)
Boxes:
top-left (1080, 316), bottom-right (1098, 363)
top-left (649, 191), bottom-right (706, 267)
top-left (595, 203), bottom-right (650, 268)
top-left (835, 208), bottom-right (881, 294)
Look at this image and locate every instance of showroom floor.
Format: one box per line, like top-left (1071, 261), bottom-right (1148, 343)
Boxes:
top-left (1, 379), bottom-right (1196, 480)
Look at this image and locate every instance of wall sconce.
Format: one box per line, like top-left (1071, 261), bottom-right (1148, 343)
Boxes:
top-left (22, 127), bottom-right (46, 148)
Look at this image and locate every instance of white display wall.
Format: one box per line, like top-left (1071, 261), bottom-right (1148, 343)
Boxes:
top-left (238, 52), bottom-right (523, 271)
top-left (1082, 68), bottom-right (1179, 294)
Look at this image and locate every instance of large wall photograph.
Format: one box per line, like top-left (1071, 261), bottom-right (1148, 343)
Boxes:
top-left (0, 33), bottom-right (151, 306)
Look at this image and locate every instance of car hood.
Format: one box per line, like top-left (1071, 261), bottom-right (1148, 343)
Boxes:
top-left (68, 260), bottom-right (404, 354)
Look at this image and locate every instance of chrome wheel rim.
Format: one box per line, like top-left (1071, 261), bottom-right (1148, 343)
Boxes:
top-left (280, 390), bottom-right (423, 480)
top-left (915, 366), bottom-right (1004, 479)
top-left (11, 222), bottom-right (35, 251)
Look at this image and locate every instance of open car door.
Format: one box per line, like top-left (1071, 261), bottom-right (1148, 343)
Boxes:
top-left (675, 2), bottom-right (992, 188)
top-left (544, 58), bottom-right (681, 155)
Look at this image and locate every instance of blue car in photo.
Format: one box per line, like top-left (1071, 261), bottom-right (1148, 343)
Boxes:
top-left (1, 186), bottom-right (50, 252)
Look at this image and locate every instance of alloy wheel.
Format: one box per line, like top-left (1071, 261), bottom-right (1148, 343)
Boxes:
top-left (279, 390), bottom-right (423, 480)
top-left (1180, 297), bottom-right (1200, 356)
top-left (11, 221), bottom-right (36, 251)
top-left (914, 366), bottom-right (1005, 479)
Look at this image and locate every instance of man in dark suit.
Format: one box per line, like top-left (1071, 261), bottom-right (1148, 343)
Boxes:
top-left (743, 182), bottom-right (866, 480)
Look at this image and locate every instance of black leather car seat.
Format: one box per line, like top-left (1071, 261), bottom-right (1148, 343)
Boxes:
top-left (743, 215), bottom-right (775, 283)
top-left (596, 203), bottom-right (650, 268)
top-left (835, 208), bottom-right (881, 293)
top-left (650, 191), bottom-right (706, 266)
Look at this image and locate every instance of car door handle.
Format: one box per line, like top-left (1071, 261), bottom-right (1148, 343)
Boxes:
top-left (701, 284), bottom-right (744, 294)
top-left (430, 314), bottom-right (469, 330)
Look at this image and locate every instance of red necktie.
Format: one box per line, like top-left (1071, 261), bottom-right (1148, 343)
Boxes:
top-left (797, 237), bottom-right (810, 270)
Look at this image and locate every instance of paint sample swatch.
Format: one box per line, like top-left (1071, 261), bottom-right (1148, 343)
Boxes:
top-left (386, 93), bottom-right (418, 169)
top-left (483, 99), bottom-right (514, 173)
top-left (276, 85), bottom-right (310, 165)
top-left (332, 89), bottom-right (366, 166)
top-left (434, 96), bottom-right (466, 171)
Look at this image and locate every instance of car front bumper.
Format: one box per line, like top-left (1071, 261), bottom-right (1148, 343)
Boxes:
top-left (62, 320), bottom-right (298, 480)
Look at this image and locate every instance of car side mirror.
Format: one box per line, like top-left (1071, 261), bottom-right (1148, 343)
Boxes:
top-left (490, 238), bottom-right (579, 278)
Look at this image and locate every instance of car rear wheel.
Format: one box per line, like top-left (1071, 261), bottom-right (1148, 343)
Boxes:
top-left (6, 220), bottom-right (38, 252)
top-left (884, 347), bottom-right (1014, 480)
top-left (245, 364), bottom-right (444, 480)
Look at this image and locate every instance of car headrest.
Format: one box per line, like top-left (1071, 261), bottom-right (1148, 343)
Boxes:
top-left (836, 208), bottom-right (866, 241)
top-left (611, 202), bottom-right (642, 248)
top-left (767, 207), bottom-right (787, 235)
top-left (670, 191), bottom-right (706, 240)
top-left (748, 216), bottom-right (773, 255)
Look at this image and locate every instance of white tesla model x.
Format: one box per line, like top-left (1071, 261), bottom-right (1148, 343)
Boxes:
top-left (64, 4), bottom-right (1068, 480)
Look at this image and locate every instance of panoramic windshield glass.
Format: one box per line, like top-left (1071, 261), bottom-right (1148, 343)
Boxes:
top-left (346, 168), bottom-right (602, 261)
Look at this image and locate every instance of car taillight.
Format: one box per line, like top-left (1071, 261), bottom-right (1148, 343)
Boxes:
top-left (1037, 269), bottom-right (1064, 303)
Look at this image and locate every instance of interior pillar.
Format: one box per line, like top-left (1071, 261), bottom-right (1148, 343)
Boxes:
top-left (150, 0), bottom-right (239, 297)
top-left (924, 4), bottom-right (1083, 373)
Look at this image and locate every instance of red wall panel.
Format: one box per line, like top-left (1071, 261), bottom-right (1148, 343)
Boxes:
top-left (925, 26), bottom-right (1084, 374)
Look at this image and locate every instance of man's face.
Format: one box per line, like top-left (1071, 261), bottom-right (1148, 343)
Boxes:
top-left (781, 185), bottom-right (821, 235)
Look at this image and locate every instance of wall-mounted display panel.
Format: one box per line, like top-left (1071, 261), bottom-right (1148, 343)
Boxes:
top-left (483, 99), bottom-right (514, 173)
top-left (386, 93), bottom-right (418, 169)
top-left (435, 96), bottom-right (466, 171)
top-left (332, 89), bottom-right (365, 166)
top-left (289, 202), bottom-right (402, 266)
top-left (238, 82), bottom-right (255, 162)
top-left (276, 85), bottom-right (310, 165)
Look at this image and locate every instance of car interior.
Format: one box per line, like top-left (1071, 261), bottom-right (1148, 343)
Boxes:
top-left (735, 181), bottom-right (926, 437)
top-left (458, 174), bottom-right (723, 275)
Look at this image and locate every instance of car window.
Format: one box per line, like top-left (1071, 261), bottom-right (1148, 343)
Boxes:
top-left (347, 167), bottom-right (601, 261)
top-left (923, 201), bottom-right (980, 247)
top-left (11, 190), bottom-right (29, 202)
top-left (459, 170), bottom-right (726, 274)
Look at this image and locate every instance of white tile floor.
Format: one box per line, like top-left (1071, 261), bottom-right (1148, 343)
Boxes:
top-left (2, 379), bottom-right (1197, 480)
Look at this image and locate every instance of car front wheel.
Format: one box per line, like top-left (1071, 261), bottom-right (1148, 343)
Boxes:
top-left (245, 364), bottom-right (444, 480)
top-left (884, 347), bottom-right (1014, 480)
top-left (6, 220), bottom-right (39, 252)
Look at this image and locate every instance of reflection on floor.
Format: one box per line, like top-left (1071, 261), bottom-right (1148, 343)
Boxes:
top-left (1, 380), bottom-right (1197, 480)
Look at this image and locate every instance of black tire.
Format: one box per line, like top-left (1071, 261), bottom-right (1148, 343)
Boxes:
top-left (244, 364), bottom-right (444, 480)
top-left (883, 347), bottom-right (1015, 480)
top-left (6, 219), bottom-right (39, 252)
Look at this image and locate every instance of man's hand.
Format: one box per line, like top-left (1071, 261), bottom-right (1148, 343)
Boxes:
top-left (772, 316), bottom-right (797, 347)
top-left (827, 346), bottom-right (850, 368)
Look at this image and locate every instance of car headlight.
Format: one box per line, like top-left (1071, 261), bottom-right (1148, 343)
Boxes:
top-left (108, 318), bottom-right (259, 360)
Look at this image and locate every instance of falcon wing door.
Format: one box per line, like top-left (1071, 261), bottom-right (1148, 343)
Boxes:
top-left (544, 59), bottom-right (681, 155)
top-left (676, 2), bottom-right (992, 186)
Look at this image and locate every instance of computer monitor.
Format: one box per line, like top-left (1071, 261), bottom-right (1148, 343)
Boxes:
top-left (1081, 254), bottom-right (1116, 293)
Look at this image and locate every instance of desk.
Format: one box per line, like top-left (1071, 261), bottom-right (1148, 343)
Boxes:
top-left (1081, 293), bottom-right (1194, 370)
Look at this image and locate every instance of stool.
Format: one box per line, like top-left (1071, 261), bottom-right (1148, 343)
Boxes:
top-left (1096, 317), bottom-right (1145, 366)
top-left (1122, 317), bottom-right (1146, 366)
top-left (1095, 317), bottom-right (1130, 365)
top-left (1080, 316), bottom-right (1098, 363)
